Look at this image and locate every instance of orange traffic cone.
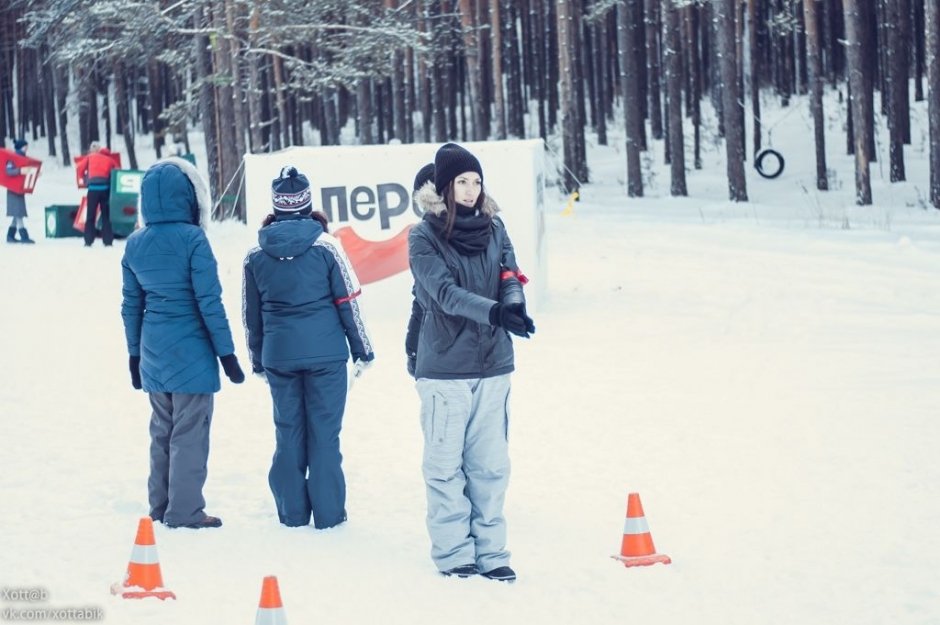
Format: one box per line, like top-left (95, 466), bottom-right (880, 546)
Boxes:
top-left (255, 576), bottom-right (288, 625)
top-left (110, 517), bottom-right (177, 600)
top-left (611, 492), bottom-right (672, 567)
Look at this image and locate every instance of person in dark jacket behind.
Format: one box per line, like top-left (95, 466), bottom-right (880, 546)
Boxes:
top-left (243, 166), bottom-right (375, 530)
top-left (404, 162), bottom-right (436, 377)
top-left (82, 141), bottom-right (120, 247)
top-left (121, 157), bottom-right (245, 530)
top-left (5, 139), bottom-right (34, 244)
top-left (409, 143), bottom-right (535, 582)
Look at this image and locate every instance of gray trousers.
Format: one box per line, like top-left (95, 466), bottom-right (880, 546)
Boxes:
top-left (148, 392), bottom-right (214, 526)
top-left (416, 375), bottom-right (512, 573)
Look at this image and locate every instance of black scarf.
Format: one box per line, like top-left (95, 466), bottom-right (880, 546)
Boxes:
top-left (425, 208), bottom-right (492, 256)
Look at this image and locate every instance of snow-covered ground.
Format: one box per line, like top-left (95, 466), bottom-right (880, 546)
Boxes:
top-left (2, 89), bottom-right (939, 625)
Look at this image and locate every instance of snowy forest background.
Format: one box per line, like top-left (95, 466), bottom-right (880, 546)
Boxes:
top-left (1, 0), bottom-right (939, 216)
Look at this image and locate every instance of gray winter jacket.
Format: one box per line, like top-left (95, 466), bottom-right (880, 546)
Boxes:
top-left (408, 183), bottom-right (521, 380)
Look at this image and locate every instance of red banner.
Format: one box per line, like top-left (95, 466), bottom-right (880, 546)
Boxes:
top-left (333, 225), bottom-right (412, 285)
top-left (0, 149), bottom-right (43, 194)
top-left (72, 196), bottom-right (98, 233)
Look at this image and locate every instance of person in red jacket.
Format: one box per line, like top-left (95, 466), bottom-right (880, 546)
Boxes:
top-left (83, 141), bottom-right (119, 247)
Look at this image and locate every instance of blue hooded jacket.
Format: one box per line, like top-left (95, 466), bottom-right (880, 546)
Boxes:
top-left (121, 158), bottom-right (236, 393)
top-left (242, 215), bottom-right (374, 372)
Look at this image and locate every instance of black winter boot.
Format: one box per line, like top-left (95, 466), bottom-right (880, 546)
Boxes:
top-left (6, 226), bottom-right (16, 243)
top-left (17, 228), bottom-right (35, 244)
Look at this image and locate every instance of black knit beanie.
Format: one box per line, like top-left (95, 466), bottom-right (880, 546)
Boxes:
top-left (413, 162), bottom-right (435, 193)
top-left (433, 143), bottom-right (483, 195)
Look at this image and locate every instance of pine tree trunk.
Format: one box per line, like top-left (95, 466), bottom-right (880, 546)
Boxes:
top-left (804, 0), bottom-right (829, 190)
top-left (843, 0), bottom-right (873, 205)
top-left (558, 0), bottom-right (587, 192)
top-left (546, 0), bottom-right (559, 131)
top-left (357, 79), bottom-right (374, 145)
top-left (927, 0), bottom-right (940, 207)
top-left (194, 6), bottom-right (221, 215)
top-left (685, 4), bottom-right (702, 169)
top-left (0, 10), bottom-right (11, 144)
top-left (571, 2), bottom-right (588, 175)
top-left (54, 65), bottom-right (70, 166)
top-left (458, 0), bottom-right (485, 140)
top-left (382, 0), bottom-right (407, 142)
top-left (898, 0), bottom-right (911, 143)
top-left (41, 53), bottom-right (57, 157)
top-left (147, 61), bottom-right (164, 158)
top-left (491, 0), bottom-right (507, 139)
top-left (914, 0), bottom-right (926, 101)
top-left (663, 0), bottom-right (686, 196)
top-left (593, 8), bottom-right (609, 145)
top-left (211, 1), bottom-right (245, 220)
top-left (716, 0), bottom-right (748, 201)
top-left (646, 0), bottom-right (664, 140)
top-left (246, 2), bottom-right (264, 152)
top-left (505, 4), bottom-right (526, 137)
top-left (747, 0), bottom-right (761, 154)
top-left (404, 45), bottom-right (416, 143)
top-left (630, 1), bottom-right (648, 151)
top-left (618, 0), bottom-right (643, 196)
top-left (532, 0), bottom-right (548, 139)
top-left (861, 0), bottom-right (878, 160)
top-left (113, 60), bottom-right (138, 170)
top-left (885, 0), bottom-right (907, 181)
top-left (271, 56), bottom-right (288, 150)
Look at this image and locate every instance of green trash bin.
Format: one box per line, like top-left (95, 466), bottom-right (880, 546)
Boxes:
top-left (105, 169), bottom-right (144, 238)
top-left (45, 205), bottom-right (83, 238)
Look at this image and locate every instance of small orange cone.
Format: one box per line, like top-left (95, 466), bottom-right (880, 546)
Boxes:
top-left (110, 517), bottom-right (177, 600)
top-left (255, 576), bottom-right (288, 625)
top-left (611, 492), bottom-right (672, 567)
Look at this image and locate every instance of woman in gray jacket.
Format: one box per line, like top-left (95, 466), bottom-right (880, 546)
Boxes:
top-left (408, 143), bottom-right (534, 582)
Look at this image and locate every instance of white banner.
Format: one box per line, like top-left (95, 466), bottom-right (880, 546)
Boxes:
top-left (244, 140), bottom-right (546, 311)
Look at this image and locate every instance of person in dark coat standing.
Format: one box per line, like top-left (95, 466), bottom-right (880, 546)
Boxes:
top-left (408, 143), bottom-right (535, 582)
top-left (404, 162), bottom-right (436, 377)
top-left (5, 139), bottom-right (34, 244)
top-left (121, 157), bottom-right (245, 529)
top-left (243, 166), bottom-right (375, 530)
top-left (82, 141), bottom-right (120, 247)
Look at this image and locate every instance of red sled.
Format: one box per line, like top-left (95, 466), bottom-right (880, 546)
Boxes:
top-left (73, 151), bottom-right (121, 189)
top-left (73, 196), bottom-right (97, 233)
top-left (0, 148), bottom-right (42, 194)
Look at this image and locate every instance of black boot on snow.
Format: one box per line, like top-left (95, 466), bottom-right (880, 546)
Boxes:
top-left (6, 226), bottom-right (16, 243)
top-left (17, 228), bottom-right (35, 244)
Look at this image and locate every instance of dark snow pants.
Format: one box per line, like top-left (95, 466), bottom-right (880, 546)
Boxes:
top-left (147, 392), bottom-right (214, 526)
top-left (265, 362), bottom-right (348, 529)
top-left (83, 188), bottom-right (113, 246)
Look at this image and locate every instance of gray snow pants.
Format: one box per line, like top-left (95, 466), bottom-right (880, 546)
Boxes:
top-left (416, 375), bottom-right (512, 573)
top-left (147, 392), bottom-right (214, 526)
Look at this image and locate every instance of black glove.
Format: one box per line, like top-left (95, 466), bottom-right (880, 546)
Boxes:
top-left (489, 303), bottom-right (535, 338)
top-left (129, 355), bottom-right (142, 390)
top-left (219, 354), bottom-right (245, 384)
top-left (407, 353), bottom-right (417, 378)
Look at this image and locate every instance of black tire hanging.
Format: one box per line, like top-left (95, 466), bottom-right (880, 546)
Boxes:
top-left (754, 148), bottom-right (785, 179)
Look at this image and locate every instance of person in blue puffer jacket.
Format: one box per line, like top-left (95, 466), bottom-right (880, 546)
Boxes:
top-left (243, 166), bottom-right (375, 530)
top-left (121, 157), bottom-right (245, 530)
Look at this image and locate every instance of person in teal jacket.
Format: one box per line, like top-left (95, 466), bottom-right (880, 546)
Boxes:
top-left (243, 166), bottom-right (375, 529)
top-left (121, 156), bottom-right (245, 529)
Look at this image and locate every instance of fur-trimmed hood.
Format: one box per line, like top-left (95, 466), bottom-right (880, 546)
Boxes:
top-left (413, 180), bottom-right (500, 218)
top-left (140, 156), bottom-right (212, 229)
